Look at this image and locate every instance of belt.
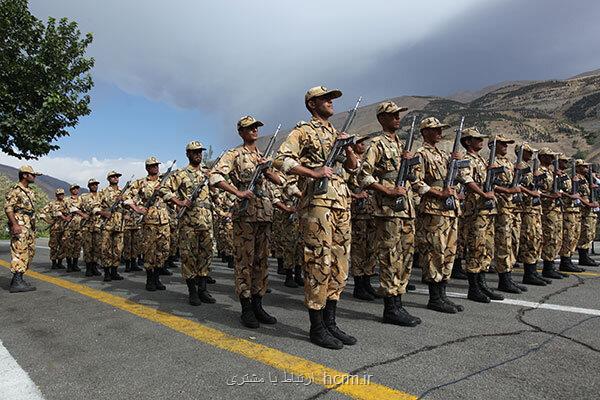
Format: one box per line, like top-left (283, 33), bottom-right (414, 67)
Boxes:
top-left (15, 209), bottom-right (34, 217)
top-left (380, 171), bottom-right (397, 180)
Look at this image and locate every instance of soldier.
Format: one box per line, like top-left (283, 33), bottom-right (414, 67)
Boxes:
top-left (212, 188), bottom-right (235, 269)
top-left (457, 127), bottom-right (498, 303)
top-left (211, 116), bottom-right (281, 329)
top-left (63, 184), bottom-right (86, 272)
top-left (162, 141), bottom-right (216, 305)
top-left (358, 101), bottom-right (423, 326)
top-left (558, 157), bottom-right (585, 272)
top-left (124, 157), bottom-right (171, 291)
top-left (270, 180), bottom-right (289, 276)
top-left (275, 86), bottom-right (358, 349)
top-left (80, 179), bottom-right (103, 277)
top-left (98, 171), bottom-right (126, 282)
top-left (414, 117), bottom-right (465, 314)
top-left (122, 204), bottom-right (143, 273)
top-left (42, 188), bottom-right (70, 269)
top-left (576, 160), bottom-right (599, 266)
top-left (4, 165), bottom-right (41, 293)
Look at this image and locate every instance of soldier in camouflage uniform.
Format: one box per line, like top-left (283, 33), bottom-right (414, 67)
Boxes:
top-left (98, 171), bottom-right (126, 282)
top-left (558, 156), bottom-right (585, 272)
top-left (212, 188), bottom-right (235, 268)
top-left (162, 141), bottom-right (216, 305)
top-left (4, 165), bottom-right (41, 293)
top-left (211, 115), bottom-right (281, 329)
top-left (358, 101), bottom-right (423, 326)
top-left (576, 161), bottom-right (599, 266)
top-left (124, 157), bottom-right (171, 291)
top-left (270, 180), bottom-right (288, 275)
top-left (122, 206), bottom-right (143, 273)
top-left (275, 86), bottom-right (359, 349)
top-left (63, 184), bottom-right (86, 272)
top-left (41, 188), bottom-right (70, 270)
top-left (80, 178), bottom-right (103, 277)
top-left (413, 117), bottom-right (466, 314)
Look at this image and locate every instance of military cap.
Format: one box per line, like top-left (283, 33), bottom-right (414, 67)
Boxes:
top-left (491, 134), bottom-right (515, 144)
top-left (557, 153), bottom-right (569, 161)
top-left (420, 117), bottom-right (450, 130)
top-left (55, 188), bottom-right (65, 195)
top-left (69, 183), bottom-right (80, 190)
top-left (106, 170), bottom-right (122, 178)
top-left (461, 126), bottom-right (488, 139)
top-left (575, 159), bottom-right (590, 166)
top-left (145, 156), bottom-right (161, 166)
top-left (516, 143), bottom-right (536, 154)
top-left (88, 178), bottom-right (100, 185)
top-left (376, 101), bottom-right (408, 116)
top-left (538, 147), bottom-right (557, 156)
top-left (186, 141), bottom-right (206, 151)
top-left (304, 86), bottom-right (342, 102)
top-left (356, 132), bottom-right (380, 144)
top-left (237, 115), bottom-right (264, 130)
top-left (19, 165), bottom-right (42, 176)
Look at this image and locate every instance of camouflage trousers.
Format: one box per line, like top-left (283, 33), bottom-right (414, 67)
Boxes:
top-left (271, 210), bottom-right (287, 259)
top-left (416, 213), bottom-right (457, 283)
top-left (82, 229), bottom-right (102, 264)
top-left (300, 206), bottom-right (351, 310)
top-left (142, 223), bottom-right (170, 270)
top-left (169, 222), bottom-right (178, 258)
top-left (48, 228), bottom-right (65, 261)
top-left (351, 217), bottom-right (376, 277)
top-left (233, 221), bottom-right (270, 299)
top-left (282, 217), bottom-right (301, 271)
top-left (374, 217), bottom-right (414, 296)
top-left (578, 211), bottom-right (598, 250)
top-left (10, 226), bottom-right (36, 273)
top-left (495, 210), bottom-right (516, 273)
top-left (123, 228), bottom-right (142, 260)
top-left (518, 211), bottom-right (542, 264)
top-left (560, 212), bottom-right (581, 257)
top-left (101, 229), bottom-right (124, 268)
top-left (463, 212), bottom-right (494, 274)
top-left (541, 207), bottom-right (562, 261)
top-left (179, 224), bottom-right (213, 279)
top-left (512, 212), bottom-right (522, 265)
top-left (215, 217), bottom-right (234, 257)
top-left (63, 228), bottom-right (82, 259)
top-left (456, 216), bottom-right (465, 259)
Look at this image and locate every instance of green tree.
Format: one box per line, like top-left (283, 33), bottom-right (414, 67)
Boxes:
top-left (0, 0), bottom-right (94, 159)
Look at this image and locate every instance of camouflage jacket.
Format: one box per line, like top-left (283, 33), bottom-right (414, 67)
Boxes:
top-left (538, 164), bottom-right (561, 211)
top-left (125, 176), bottom-right (170, 225)
top-left (4, 182), bottom-right (36, 230)
top-left (459, 152), bottom-right (497, 216)
top-left (40, 199), bottom-right (69, 231)
top-left (495, 155), bottom-right (516, 211)
top-left (99, 186), bottom-right (126, 231)
top-left (80, 192), bottom-right (103, 231)
top-left (64, 195), bottom-right (84, 231)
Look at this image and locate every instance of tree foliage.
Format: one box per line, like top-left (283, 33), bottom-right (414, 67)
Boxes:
top-left (0, 0), bottom-right (94, 159)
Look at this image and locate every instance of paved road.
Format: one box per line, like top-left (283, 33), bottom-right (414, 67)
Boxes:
top-left (1, 240), bottom-right (599, 399)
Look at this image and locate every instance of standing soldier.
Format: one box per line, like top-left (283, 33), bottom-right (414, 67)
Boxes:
top-left (5, 165), bottom-right (41, 293)
top-left (358, 101), bottom-right (423, 326)
top-left (211, 116), bottom-right (281, 329)
top-left (558, 157), bottom-right (585, 272)
top-left (122, 203), bottom-right (143, 273)
top-left (124, 158), bottom-right (171, 291)
top-left (576, 161), bottom-right (599, 266)
top-left (98, 171), bottom-right (126, 282)
top-left (64, 184), bottom-right (86, 272)
top-left (270, 179), bottom-right (289, 276)
top-left (80, 179), bottom-right (103, 277)
top-left (42, 189), bottom-right (70, 269)
top-left (414, 117), bottom-right (465, 314)
top-left (162, 141), bottom-right (216, 305)
top-left (275, 86), bottom-right (358, 349)
top-left (212, 188), bottom-right (235, 269)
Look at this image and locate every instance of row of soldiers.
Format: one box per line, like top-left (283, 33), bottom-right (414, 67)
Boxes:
top-left (5, 85), bottom-right (599, 352)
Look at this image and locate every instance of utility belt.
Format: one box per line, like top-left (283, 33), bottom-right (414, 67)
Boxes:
top-left (15, 209), bottom-right (35, 217)
top-left (380, 171), bottom-right (397, 181)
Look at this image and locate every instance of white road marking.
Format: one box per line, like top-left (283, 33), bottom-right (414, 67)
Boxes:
top-left (0, 341), bottom-right (45, 400)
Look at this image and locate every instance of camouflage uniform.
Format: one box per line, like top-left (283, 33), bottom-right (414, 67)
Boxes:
top-left (99, 185), bottom-right (126, 268)
top-left (517, 163), bottom-right (543, 264)
top-left (122, 209), bottom-right (142, 261)
top-left (577, 175), bottom-right (597, 250)
top-left (168, 204), bottom-right (179, 261)
top-left (212, 189), bottom-right (235, 258)
top-left (41, 196), bottom-right (69, 262)
top-left (539, 163), bottom-right (562, 262)
top-left (80, 190), bottom-right (103, 265)
top-left (271, 179), bottom-right (301, 271)
top-left (4, 182), bottom-right (37, 273)
top-left (348, 174), bottom-right (377, 279)
top-left (494, 153), bottom-right (517, 273)
top-left (560, 173), bottom-right (581, 258)
top-left (64, 194), bottom-right (83, 260)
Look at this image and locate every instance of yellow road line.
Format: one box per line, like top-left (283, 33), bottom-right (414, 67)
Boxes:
top-left (0, 259), bottom-right (415, 400)
top-left (511, 268), bottom-right (600, 277)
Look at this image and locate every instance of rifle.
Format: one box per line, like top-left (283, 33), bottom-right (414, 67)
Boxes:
top-left (176, 176), bottom-right (209, 219)
top-left (588, 167), bottom-right (600, 213)
top-left (99, 175), bottom-right (135, 229)
top-left (551, 155), bottom-right (562, 206)
top-left (313, 97), bottom-right (362, 196)
top-left (511, 144), bottom-right (531, 204)
top-left (531, 155), bottom-right (545, 206)
top-left (482, 138), bottom-right (506, 210)
top-left (571, 160), bottom-right (581, 207)
top-left (443, 116), bottom-right (470, 210)
top-left (137, 160), bottom-right (177, 223)
top-left (393, 116), bottom-right (420, 212)
top-left (240, 124), bottom-right (281, 211)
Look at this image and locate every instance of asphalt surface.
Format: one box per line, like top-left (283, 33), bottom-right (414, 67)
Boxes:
top-left (1, 239), bottom-right (599, 400)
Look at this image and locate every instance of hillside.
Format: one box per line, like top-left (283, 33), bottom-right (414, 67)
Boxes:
top-left (0, 164), bottom-right (76, 197)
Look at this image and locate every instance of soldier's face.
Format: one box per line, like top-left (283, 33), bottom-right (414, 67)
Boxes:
top-left (577, 165), bottom-right (588, 175)
top-left (470, 138), bottom-right (483, 151)
top-left (239, 125), bottom-right (259, 142)
top-left (558, 160), bottom-right (567, 170)
top-left (539, 155), bottom-right (552, 165)
top-left (353, 142), bottom-right (366, 155)
top-left (89, 183), bottom-right (99, 193)
top-left (146, 164), bottom-right (160, 176)
top-left (187, 149), bottom-right (203, 165)
top-left (310, 95), bottom-right (335, 118)
top-left (70, 188), bottom-right (80, 196)
top-left (523, 150), bottom-right (532, 162)
top-left (108, 175), bottom-right (120, 185)
top-left (378, 112), bottom-right (401, 131)
top-left (25, 173), bottom-right (35, 183)
top-left (496, 142), bottom-right (508, 156)
top-left (56, 194), bottom-right (64, 201)
top-left (422, 128), bottom-right (442, 144)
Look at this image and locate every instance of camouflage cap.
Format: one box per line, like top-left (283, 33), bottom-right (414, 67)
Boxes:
top-left (304, 86), bottom-right (342, 102)
top-left (538, 147), bottom-right (557, 156)
top-left (185, 141), bottom-right (205, 151)
top-left (461, 126), bottom-right (488, 139)
top-left (376, 101), bottom-right (408, 116)
top-left (517, 143), bottom-right (536, 154)
top-left (145, 156), bottom-right (161, 166)
top-left (237, 115), bottom-right (264, 130)
top-left (575, 159), bottom-right (590, 166)
top-left (19, 165), bottom-right (42, 176)
top-left (492, 134), bottom-right (515, 144)
top-left (69, 183), bottom-right (80, 190)
top-left (55, 188), bottom-right (65, 195)
top-left (420, 117), bottom-right (450, 130)
top-left (87, 178), bottom-right (100, 185)
top-left (557, 153), bottom-right (569, 161)
top-left (106, 170), bottom-right (122, 178)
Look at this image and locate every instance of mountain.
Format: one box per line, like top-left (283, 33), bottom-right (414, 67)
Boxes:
top-left (0, 163), bottom-right (78, 197)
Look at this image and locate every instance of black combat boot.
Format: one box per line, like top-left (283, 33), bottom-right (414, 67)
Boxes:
top-left (51, 259), bottom-right (58, 269)
top-left (103, 267), bottom-right (112, 282)
top-left (129, 257), bottom-right (142, 272)
top-left (467, 272), bottom-right (490, 303)
top-left (284, 269), bottom-right (298, 288)
top-left (277, 257), bottom-right (285, 275)
top-left (153, 269), bottom-right (166, 290)
top-left (197, 276), bottom-right (216, 303)
top-left (352, 276), bottom-right (374, 301)
top-left (110, 266), bottom-right (124, 280)
top-left (497, 272), bottom-right (522, 294)
top-left (9, 272), bottom-right (36, 293)
top-left (124, 259), bottom-right (131, 272)
top-left (206, 276), bottom-right (216, 284)
top-left (158, 265), bottom-right (173, 276)
top-left (427, 282), bottom-right (457, 313)
top-left (166, 256), bottom-right (177, 268)
top-left (542, 260), bottom-right (565, 279)
top-left (407, 283), bottom-right (416, 291)
top-left (309, 309), bottom-right (343, 349)
top-left (382, 296), bottom-right (419, 327)
top-left (72, 258), bottom-right (81, 272)
top-left (145, 269), bottom-right (156, 291)
top-left (440, 281), bottom-right (464, 311)
top-left (65, 258), bottom-right (73, 272)
top-left (477, 272), bottom-right (504, 300)
top-left (294, 265), bottom-right (304, 286)
top-left (363, 275), bottom-right (382, 299)
top-left (578, 248), bottom-right (598, 267)
top-left (85, 262), bottom-right (94, 277)
top-left (240, 297), bottom-right (260, 328)
top-left (451, 258), bottom-right (468, 280)
top-left (522, 263), bottom-right (547, 286)
top-left (186, 279), bottom-right (201, 306)
top-left (508, 272), bottom-right (528, 292)
top-left (323, 300), bottom-right (356, 345)
top-left (559, 256), bottom-right (584, 272)
top-left (227, 255), bottom-right (235, 269)
top-left (251, 295), bottom-right (277, 324)
top-left (91, 262), bottom-right (102, 276)
top-left (57, 259), bottom-right (65, 269)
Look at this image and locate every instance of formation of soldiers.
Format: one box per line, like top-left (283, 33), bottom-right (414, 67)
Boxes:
top-left (4, 86), bottom-right (600, 351)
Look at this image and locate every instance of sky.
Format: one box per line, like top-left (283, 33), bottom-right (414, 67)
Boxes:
top-left (2, 0), bottom-right (600, 185)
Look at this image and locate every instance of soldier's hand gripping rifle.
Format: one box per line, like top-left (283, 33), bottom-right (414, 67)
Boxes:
top-left (99, 175), bottom-right (135, 229)
top-left (240, 124), bottom-right (281, 212)
top-left (177, 152), bottom-right (226, 219)
top-left (313, 97), bottom-right (362, 196)
top-left (511, 144), bottom-right (531, 204)
top-left (482, 138), bottom-right (506, 210)
top-left (138, 160), bottom-right (177, 222)
top-left (443, 116), bottom-right (470, 210)
top-left (393, 116), bottom-right (420, 212)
